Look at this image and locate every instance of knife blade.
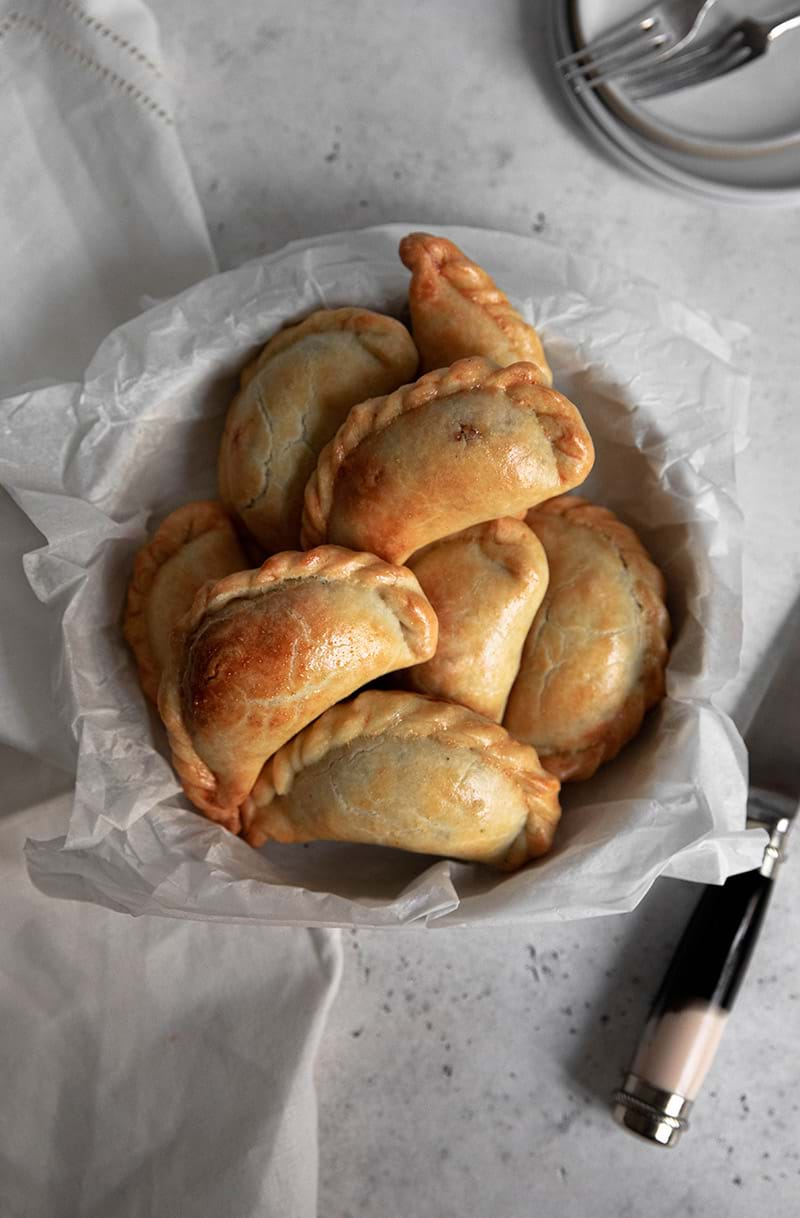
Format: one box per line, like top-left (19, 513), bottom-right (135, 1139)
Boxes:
top-left (611, 596), bottom-right (800, 1146)
top-left (742, 595), bottom-right (800, 806)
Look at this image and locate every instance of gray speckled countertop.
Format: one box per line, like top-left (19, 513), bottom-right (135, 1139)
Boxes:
top-left (152, 2), bottom-right (800, 1213)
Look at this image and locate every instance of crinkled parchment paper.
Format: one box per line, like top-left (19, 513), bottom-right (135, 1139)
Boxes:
top-left (0, 224), bottom-right (766, 927)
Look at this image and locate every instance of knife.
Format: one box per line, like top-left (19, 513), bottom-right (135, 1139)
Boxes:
top-left (611, 597), bottom-right (800, 1147)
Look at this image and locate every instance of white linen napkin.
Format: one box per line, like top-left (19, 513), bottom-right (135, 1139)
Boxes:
top-left (0, 4), bottom-right (341, 1215)
top-left (0, 0), bottom-right (215, 763)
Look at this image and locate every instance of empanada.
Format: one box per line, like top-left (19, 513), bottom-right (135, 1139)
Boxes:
top-left (241, 690), bottom-right (561, 869)
top-left (302, 356), bottom-right (594, 564)
top-left (504, 497), bottom-right (670, 781)
top-left (404, 518), bottom-right (549, 721)
top-left (399, 231), bottom-right (552, 384)
top-left (218, 307), bottom-right (418, 552)
top-left (123, 501), bottom-right (247, 704)
top-left (158, 547), bottom-right (437, 831)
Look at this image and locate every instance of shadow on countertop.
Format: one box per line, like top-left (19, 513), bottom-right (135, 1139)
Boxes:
top-left (565, 875), bottom-right (701, 1105)
top-left (517, 0), bottom-right (606, 159)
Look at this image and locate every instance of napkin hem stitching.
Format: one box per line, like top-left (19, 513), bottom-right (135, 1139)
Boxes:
top-left (0, 11), bottom-right (173, 125)
top-left (53, 0), bottom-right (163, 79)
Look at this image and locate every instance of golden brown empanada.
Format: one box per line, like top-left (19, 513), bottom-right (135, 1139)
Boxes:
top-left (301, 357), bottom-right (594, 564)
top-left (218, 307), bottom-right (418, 552)
top-left (399, 231), bottom-right (552, 384)
top-left (504, 497), bottom-right (670, 781)
top-left (404, 518), bottom-right (549, 721)
top-left (158, 547), bottom-right (437, 831)
top-left (123, 501), bottom-right (247, 704)
top-left (241, 690), bottom-right (561, 869)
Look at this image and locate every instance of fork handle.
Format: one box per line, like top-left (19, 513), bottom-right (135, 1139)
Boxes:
top-left (761, 7), bottom-right (800, 40)
top-left (612, 865), bottom-right (776, 1146)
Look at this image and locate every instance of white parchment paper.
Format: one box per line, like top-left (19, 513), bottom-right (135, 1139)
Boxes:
top-left (0, 223), bottom-right (766, 927)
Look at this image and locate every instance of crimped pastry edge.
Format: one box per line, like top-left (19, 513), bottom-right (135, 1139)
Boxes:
top-left (405, 517), bottom-right (549, 719)
top-left (172, 544), bottom-right (437, 640)
top-left (522, 495), bottom-right (670, 782)
top-left (219, 308), bottom-right (419, 549)
top-left (301, 355), bottom-right (594, 549)
top-left (408, 515), bottom-right (547, 583)
top-left (123, 500), bottom-right (243, 706)
top-left (399, 231), bottom-right (553, 385)
top-left (241, 688), bottom-right (561, 863)
top-left (239, 306), bottom-right (417, 389)
top-left (157, 547), bottom-right (439, 829)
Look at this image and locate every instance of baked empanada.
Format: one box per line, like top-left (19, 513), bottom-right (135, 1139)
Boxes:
top-left (399, 231), bottom-right (552, 384)
top-left (218, 307), bottom-right (418, 552)
top-left (504, 497), bottom-right (670, 781)
top-left (302, 356), bottom-right (594, 564)
top-left (158, 547), bottom-right (437, 831)
top-left (241, 690), bottom-right (561, 869)
top-left (404, 518), bottom-right (549, 721)
top-left (123, 501), bottom-right (247, 704)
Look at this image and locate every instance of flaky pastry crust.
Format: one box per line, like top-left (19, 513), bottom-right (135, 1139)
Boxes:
top-left (301, 356), bottom-right (594, 564)
top-left (404, 518), bottom-right (549, 721)
top-left (219, 307), bottom-right (418, 553)
top-left (399, 231), bottom-right (552, 384)
top-left (241, 690), bottom-right (561, 868)
top-left (504, 497), bottom-right (670, 781)
top-left (123, 501), bottom-right (247, 704)
top-left (157, 546), bottom-right (437, 831)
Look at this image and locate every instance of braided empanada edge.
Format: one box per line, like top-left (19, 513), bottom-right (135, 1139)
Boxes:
top-left (242, 689), bottom-right (561, 856)
top-left (525, 495), bottom-right (670, 782)
top-left (400, 231), bottom-right (552, 385)
top-left (123, 501), bottom-right (243, 706)
top-left (301, 356), bottom-right (592, 549)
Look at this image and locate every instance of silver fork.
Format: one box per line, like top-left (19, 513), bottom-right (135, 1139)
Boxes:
top-left (625, 6), bottom-right (800, 99)
top-left (558, 0), bottom-right (718, 91)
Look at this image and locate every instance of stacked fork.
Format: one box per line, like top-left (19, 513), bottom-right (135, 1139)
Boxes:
top-left (559, 0), bottom-right (800, 100)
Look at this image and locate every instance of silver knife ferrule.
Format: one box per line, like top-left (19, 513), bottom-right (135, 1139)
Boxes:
top-left (611, 1074), bottom-right (692, 1148)
top-left (756, 815), bottom-right (792, 878)
top-left (747, 787), bottom-right (796, 878)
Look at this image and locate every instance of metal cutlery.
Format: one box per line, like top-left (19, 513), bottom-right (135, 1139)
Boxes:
top-left (627, 7), bottom-right (800, 99)
top-left (612, 596), bottom-right (800, 1146)
top-left (560, 2), bottom-right (800, 99)
top-left (557, 0), bottom-right (718, 90)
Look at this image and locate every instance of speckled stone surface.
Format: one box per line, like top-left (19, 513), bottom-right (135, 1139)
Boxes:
top-left (150, 2), bottom-right (800, 1213)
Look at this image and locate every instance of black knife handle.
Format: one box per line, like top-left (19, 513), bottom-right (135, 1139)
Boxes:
top-left (650, 868), bottom-right (773, 1018)
top-left (633, 871), bottom-right (773, 1097)
top-left (613, 809), bottom-right (793, 1145)
top-left (612, 871), bottom-right (774, 1144)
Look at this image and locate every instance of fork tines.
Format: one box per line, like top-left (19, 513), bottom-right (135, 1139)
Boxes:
top-left (558, 17), bottom-right (669, 87)
top-left (557, 0), bottom-right (720, 93)
top-left (627, 30), bottom-right (750, 99)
